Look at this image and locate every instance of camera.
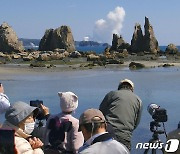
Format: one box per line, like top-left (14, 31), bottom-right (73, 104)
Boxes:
top-left (147, 104), bottom-right (168, 122)
top-left (30, 100), bottom-right (45, 120)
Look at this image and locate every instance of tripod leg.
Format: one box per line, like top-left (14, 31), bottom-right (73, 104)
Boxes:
top-left (160, 147), bottom-right (165, 154)
top-left (144, 149), bottom-right (149, 154)
top-left (152, 149), bottom-right (156, 154)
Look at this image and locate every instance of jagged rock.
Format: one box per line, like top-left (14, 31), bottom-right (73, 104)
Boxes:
top-left (131, 23), bottom-right (144, 52)
top-left (130, 17), bottom-right (159, 54)
top-left (129, 62), bottom-right (145, 69)
top-left (162, 63), bottom-right (174, 67)
top-left (30, 62), bottom-right (46, 67)
top-left (69, 51), bottom-right (81, 58)
top-left (23, 55), bottom-right (34, 61)
top-left (104, 47), bottom-right (111, 55)
top-left (110, 34), bottom-right (130, 52)
top-left (50, 53), bottom-right (65, 60)
top-left (38, 53), bottom-right (51, 61)
top-left (87, 54), bottom-right (100, 61)
top-left (108, 59), bottom-right (124, 64)
top-left (0, 22), bottom-right (24, 53)
top-left (39, 26), bottom-right (75, 52)
top-left (165, 44), bottom-right (178, 54)
top-left (12, 54), bottom-right (21, 59)
top-left (143, 17), bottom-right (159, 54)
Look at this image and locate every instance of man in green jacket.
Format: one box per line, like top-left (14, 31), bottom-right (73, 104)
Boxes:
top-left (99, 79), bottom-right (143, 151)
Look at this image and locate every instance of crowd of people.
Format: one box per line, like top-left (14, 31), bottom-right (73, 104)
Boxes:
top-left (0, 80), bottom-right (179, 154)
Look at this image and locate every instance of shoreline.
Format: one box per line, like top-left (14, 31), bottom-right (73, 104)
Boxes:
top-left (0, 60), bottom-right (180, 75)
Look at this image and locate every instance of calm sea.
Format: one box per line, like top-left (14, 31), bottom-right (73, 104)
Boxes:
top-left (76, 45), bottom-right (180, 54)
top-left (0, 67), bottom-right (180, 154)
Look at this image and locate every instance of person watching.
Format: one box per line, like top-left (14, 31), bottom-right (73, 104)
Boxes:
top-left (2, 101), bottom-right (44, 153)
top-left (0, 83), bottom-right (10, 114)
top-left (44, 91), bottom-right (84, 154)
top-left (78, 108), bottom-right (129, 154)
top-left (99, 79), bottom-right (143, 150)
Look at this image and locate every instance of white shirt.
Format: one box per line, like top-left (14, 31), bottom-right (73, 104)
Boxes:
top-left (0, 93), bottom-right (10, 114)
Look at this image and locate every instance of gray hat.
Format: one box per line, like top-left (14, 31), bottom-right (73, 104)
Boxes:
top-left (5, 101), bottom-right (38, 126)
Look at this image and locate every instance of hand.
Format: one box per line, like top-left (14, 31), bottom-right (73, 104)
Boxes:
top-left (40, 104), bottom-right (49, 116)
top-left (29, 137), bottom-right (44, 149)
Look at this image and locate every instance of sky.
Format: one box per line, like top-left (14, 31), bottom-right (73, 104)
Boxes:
top-left (0, 0), bottom-right (180, 45)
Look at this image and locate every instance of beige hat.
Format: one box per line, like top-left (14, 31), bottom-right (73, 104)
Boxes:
top-left (58, 91), bottom-right (78, 112)
top-left (79, 108), bottom-right (106, 125)
top-left (120, 79), bottom-right (134, 89)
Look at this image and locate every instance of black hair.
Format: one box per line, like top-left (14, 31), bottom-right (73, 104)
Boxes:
top-left (81, 122), bottom-right (106, 133)
top-left (118, 82), bottom-right (133, 91)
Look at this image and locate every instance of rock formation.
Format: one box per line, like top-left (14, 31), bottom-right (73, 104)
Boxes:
top-left (143, 17), bottom-right (159, 54)
top-left (165, 43), bottom-right (178, 54)
top-left (39, 26), bottom-right (75, 52)
top-left (131, 17), bottom-right (159, 54)
top-left (0, 22), bottom-right (24, 53)
top-left (131, 23), bottom-right (144, 52)
top-left (110, 34), bottom-right (130, 52)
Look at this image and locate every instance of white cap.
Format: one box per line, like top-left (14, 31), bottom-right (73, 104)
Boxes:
top-left (120, 79), bottom-right (134, 89)
top-left (58, 91), bottom-right (78, 112)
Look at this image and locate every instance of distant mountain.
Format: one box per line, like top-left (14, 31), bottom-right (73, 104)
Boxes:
top-left (19, 38), bottom-right (110, 50)
top-left (75, 41), bottom-right (109, 47)
top-left (19, 38), bottom-right (40, 48)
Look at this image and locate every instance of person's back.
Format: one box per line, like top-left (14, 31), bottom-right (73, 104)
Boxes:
top-left (99, 79), bottom-right (142, 150)
top-left (79, 135), bottom-right (128, 154)
top-left (44, 91), bottom-right (84, 154)
top-left (100, 89), bottom-right (141, 140)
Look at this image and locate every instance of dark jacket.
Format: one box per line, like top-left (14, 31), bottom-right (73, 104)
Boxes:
top-left (99, 89), bottom-right (142, 142)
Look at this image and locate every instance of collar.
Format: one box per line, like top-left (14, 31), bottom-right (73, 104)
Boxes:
top-left (2, 121), bottom-right (31, 139)
top-left (0, 93), bottom-right (9, 100)
top-left (84, 132), bottom-right (108, 146)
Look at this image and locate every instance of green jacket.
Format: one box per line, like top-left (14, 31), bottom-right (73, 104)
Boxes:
top-left (99, 89), bottom-right (142, 142)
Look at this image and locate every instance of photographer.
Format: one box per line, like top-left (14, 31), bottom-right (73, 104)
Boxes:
top-left (2, 101), bottom-right (44, 153)
top-left (99, 79), bottom-right (143, 150)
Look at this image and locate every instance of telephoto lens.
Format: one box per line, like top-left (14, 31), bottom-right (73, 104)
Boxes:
top-left (147, 104), bottom-right (159, 116)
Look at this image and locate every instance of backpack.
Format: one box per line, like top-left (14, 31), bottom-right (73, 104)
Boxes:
top-left (45, 116), bottom-right (73, 153)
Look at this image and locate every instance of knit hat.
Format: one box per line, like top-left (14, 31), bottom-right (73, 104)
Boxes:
top-left (58, 91), bottom-right (78, 112)
top-left (5, 101), bottom-right (39, 126)
top-left (120, 79), bottom-right (134, 89)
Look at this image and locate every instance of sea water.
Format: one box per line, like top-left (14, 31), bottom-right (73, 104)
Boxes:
top-left (0, 67), bottom-right (180, 154)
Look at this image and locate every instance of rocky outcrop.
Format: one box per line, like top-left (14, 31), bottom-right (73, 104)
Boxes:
top-left (143, 17), bottom-right (159, 54)
top-left (131, 17), bottom-right (159, 54)
top-left (131, 23), bottom-right (144, 52)
top-left (110, 34), bottom-right (130, 52)
top-left (39, 26), bottom-right (75, 52)
top-left (129, 62), bottom-right (145, 69)
top-left (0, 22), bottom-right (24, 53)
top-left (165, 43), bottom-right (178, 54)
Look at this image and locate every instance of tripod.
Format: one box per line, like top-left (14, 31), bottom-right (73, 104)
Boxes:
top-left (144, 121), bottom-right (165, 154)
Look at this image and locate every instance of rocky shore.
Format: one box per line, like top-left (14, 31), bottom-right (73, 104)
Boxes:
top-left (0, 17), bottom-right (180, 73)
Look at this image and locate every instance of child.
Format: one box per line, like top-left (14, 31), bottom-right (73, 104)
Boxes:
top-left (44, 91), bottom-right (84, 154)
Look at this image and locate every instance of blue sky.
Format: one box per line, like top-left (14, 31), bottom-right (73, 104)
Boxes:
top-left (1, 0), bottom-right (180, 45)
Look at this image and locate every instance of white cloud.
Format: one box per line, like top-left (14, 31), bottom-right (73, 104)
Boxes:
top-left (93, 6), bottom-right (125, 43)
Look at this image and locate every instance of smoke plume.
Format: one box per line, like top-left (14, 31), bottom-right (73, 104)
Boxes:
top-left (93, 6), bottom-right (125, 43)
